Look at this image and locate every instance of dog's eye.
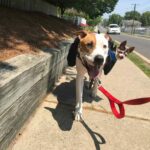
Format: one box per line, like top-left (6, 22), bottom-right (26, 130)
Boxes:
top-left (86, 42), bottom-right (93, 49)
top-left (103, 45), bottom-right (107, 48)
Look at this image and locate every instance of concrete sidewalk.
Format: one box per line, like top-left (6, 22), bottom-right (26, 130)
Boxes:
top-left (10, 58), bottom-right (150, 150)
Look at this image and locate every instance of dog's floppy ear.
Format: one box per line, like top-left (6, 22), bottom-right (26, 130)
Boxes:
top-left (118, 41), bottom-right (127, 50)
top-left (67, 37), bottom-right (80, 67)
top-left (103, 50), bottom-right (117, 75)
top-left (126, 47), bottom-right (135, 54)
top-left (104, 39), bottom-right (117, 75)
top-left (105, 34), bottom-right (112, 41)
top-left (76, 30), bottom-right (88, 39)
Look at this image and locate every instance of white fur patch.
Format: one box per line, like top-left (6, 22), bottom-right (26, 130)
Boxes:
top-left (85, 33), bottom-right (109, 64)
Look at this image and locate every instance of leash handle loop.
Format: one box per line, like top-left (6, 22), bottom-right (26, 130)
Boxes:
top-left (109, 100), bottom-right (125, 119)
top-left (98, 86), bottom-right (125, 119)
top-left (98, 85), bottom-right (150, 119)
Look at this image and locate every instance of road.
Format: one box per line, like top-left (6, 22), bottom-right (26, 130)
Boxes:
top-left (110, 33), bottom-right (150, 60)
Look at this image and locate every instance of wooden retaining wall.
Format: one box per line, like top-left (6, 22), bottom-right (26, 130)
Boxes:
top-left (0, 40), bottom-right (72, 150)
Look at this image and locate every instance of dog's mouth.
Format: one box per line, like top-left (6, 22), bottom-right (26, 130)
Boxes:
top-left (117, 50), bottom-right (127, 59)
top-left (81, 56), bottom-right (103, 79)
top-left (86, 62), bottom-right (101, 79)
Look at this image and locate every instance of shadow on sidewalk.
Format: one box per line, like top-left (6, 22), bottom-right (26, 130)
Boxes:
top-left (45, 78), bottom-right (105, 149)
top-left (44, 104), bottom-right (106, 150)
top-left (45, 103), bottom-right (74, 131)
top-left (81, 120), bottom-right (106, 150)
top-left (52, 79), bottom-right (102, 106)
top-left (52, 80), bottom-right (76, 106)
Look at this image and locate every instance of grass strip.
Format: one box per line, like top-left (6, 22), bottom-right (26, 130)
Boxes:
top-left (127, 53), bottom-right (150, 78)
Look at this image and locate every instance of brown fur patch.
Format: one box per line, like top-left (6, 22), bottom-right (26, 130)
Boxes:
top-left (80, 33), bottom-right (96, 54)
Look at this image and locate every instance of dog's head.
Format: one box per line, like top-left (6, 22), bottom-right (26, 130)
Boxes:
top-left (116, 41), bottom-right (135, 59)
top-left (103, 40), bottom-right (135, 75)
top-left (77, 30), bottom-right (111, 78)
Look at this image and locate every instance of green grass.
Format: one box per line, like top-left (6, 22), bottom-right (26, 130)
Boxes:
top-left (127, 53), bottom-right (150, 78)
top-left (80, 26), bottom-right (95, 31)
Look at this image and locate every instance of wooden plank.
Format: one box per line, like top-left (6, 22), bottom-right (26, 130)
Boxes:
top-left (0, 55), bottom-right (51, 115)
top-left (0, 74), bottom-right (49, 150)
top-left (0, 54), bottom-right (50, 86)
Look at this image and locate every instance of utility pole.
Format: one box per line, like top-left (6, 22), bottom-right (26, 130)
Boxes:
top-left (131, 4), bottom-right (136, 35)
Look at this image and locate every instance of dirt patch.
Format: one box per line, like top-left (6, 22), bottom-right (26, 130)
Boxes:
top-left (0, 7), bottom-right (79, 61)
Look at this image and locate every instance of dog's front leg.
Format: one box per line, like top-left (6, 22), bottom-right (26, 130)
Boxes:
top-left (74, 74), bottom-right (84, 121)
top-left (92, 78), bottom-right (98, 98)
top-left (92, 67), bottom-right (103, 98)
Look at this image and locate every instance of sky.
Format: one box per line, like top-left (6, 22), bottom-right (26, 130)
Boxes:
top-left (103, 0), bottom-right (150, 18)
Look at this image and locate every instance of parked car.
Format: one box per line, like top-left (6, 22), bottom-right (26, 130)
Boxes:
top-left (107, 24), bottom-right (121, 34)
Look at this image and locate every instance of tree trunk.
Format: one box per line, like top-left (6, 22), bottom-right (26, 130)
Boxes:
top-left (60, 7), bottom-right (65, 18)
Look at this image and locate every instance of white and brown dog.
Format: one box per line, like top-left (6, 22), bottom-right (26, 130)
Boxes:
top-left (68, 30), bottom-right (134, 121)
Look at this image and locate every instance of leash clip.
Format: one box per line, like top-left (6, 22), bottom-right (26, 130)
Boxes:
top-left (89, 78), bottom-right (101, 89)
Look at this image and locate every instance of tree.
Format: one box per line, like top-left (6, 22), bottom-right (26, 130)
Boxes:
top-left (102, 18), bottom-right (109, 27)
top-left (45, 0), bottom-right (118, 18)
top-left (44, 0), bottom-right (76, 17)
top-left (87, 16), bottom-right (102, 26)
top-left (141, 11), bottom-right (150, 26)
top-left (108, 13), bottom-right (123, 25)
top-left (75, 0), bottom-right (118, 19)
top-left (124, 11), bottom-right (141, 21)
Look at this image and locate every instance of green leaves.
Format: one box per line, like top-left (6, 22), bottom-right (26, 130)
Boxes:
top-left (141, 11), bottom-right (150, 26)
top-left (44, 0), bottom-right (118, 19)
top-left (104, 10), bottom-right (150, 27)
top-left (87, 16), bottom-right (102, 26)
top-left (124, 11), bottom-right (141, 21)
top-left (75, 0), bottom-right (118, 19)
top-left (108, 14), bottom-right (123, 25)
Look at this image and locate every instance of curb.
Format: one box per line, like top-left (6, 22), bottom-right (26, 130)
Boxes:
top-left (133, 51), bottom-right (150, 64)
top-left (115, 40), bottom-right (150, 64)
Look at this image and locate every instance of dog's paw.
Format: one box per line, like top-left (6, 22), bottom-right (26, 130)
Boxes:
top-left (73, 111), bottom-right (83, 121)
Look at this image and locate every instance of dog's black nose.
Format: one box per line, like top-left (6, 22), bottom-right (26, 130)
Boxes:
top-left (94, 55), bottom-right (104, 66)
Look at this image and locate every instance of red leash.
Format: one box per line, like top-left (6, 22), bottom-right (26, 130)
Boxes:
top-left (98, 85), bottom-right (150, 119)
